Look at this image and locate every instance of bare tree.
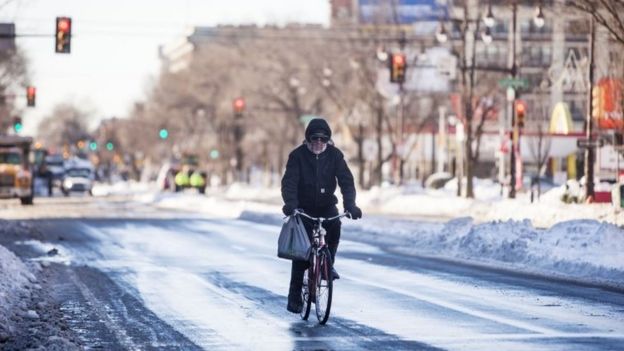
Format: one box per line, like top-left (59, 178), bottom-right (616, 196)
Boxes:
top-left (527, 99), bottom-right (552, 200)
top-left (568, 0), bottom-right (624, 45)
top-left (37, 103), bottom-right (92, 149)
top-left (0, 46), bottom-right (29, 132)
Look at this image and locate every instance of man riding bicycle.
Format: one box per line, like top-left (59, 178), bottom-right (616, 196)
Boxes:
top-left (281, 118), bottom-right (362, 314)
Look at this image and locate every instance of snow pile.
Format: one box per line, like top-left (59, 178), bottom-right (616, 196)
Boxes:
top-left (241, 210), bottom-right (624, 287)
top-left (345, 217), bottom-right (624, 287)
top-left (0, 244), bottom-right (35, 339)
top-left (91, 180), bottom-right (155, 197)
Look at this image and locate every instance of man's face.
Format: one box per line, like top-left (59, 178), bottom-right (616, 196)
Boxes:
top-left (309, 133), bottom-right (329, 154)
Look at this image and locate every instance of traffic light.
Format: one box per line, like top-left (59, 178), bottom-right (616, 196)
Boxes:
top-left (89, 141), bottom-right (98, 151)
top-left (389, 53), bottom-right (407, 83)
top-left (515, 100), bottom-right (526, 128)
top-left (12, 117), bottom-right (23, 133)
top-left (26, 86), bottom-right (36, 107)
top-left (159, 128), bottom-right (169, 140)
top-left (106, 142), bottom-right (114, 151)
top-left (55, 17), bottom-right (72, 53)
top-left (233, 97), bottom-right (245, 114)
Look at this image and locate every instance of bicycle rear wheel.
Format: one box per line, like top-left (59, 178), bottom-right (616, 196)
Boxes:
top-left (315, 251), bottom-right (333, 324)
top-left (300, 267), bottom-right (312, 320)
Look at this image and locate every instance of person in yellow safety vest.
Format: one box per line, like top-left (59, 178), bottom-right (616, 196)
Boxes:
top-left (189, 171), bottom-right (205, 188)
top-left (175, 170), bottom-right (190, 187)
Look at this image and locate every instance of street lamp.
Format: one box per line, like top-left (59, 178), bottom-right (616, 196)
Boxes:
top-left (484, 3), bottom-right (496, 28)
top-left (376, 46), bottom-right (389, 62)
top-left (481, 27), bottom-right (493, 45)
top-left (533, 5), bottom-right (545, 28)
top-left (436, 23), bottom-right (448, 44)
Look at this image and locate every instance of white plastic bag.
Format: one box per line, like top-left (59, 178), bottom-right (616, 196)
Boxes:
top-left (277, 215), bottom-right (311, 261)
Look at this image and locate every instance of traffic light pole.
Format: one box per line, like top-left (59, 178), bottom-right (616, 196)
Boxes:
top-left (234, 111), bottom-right (244, 182)
top-left (509, 1), bottom-right (518, 199)
top-left (393, 31), bottom-right (407, 185)
top-left (584, 18), bottom-right (596, 200)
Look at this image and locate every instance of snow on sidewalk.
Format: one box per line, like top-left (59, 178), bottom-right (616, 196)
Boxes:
top-left (0, 244), bottom-right (35, 339)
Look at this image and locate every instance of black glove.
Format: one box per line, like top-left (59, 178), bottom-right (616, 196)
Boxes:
top-left (282, 204), bottom-right (297, 216)
top-left (345, 205), bottom-right (362, 220)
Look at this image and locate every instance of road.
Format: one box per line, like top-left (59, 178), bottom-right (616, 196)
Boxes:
top-left (2, 196), bottom-right (624, 350)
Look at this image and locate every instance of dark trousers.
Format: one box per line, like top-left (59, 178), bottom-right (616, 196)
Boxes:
top-left (288, 207), bottom-right (341, 297)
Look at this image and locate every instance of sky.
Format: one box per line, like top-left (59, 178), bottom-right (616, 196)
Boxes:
top-left (1, 0), bottom-right (330, 134)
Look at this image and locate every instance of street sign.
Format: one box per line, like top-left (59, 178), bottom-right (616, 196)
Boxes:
top-left (498, 78), bottom-right (529, 89)
top-left (577, 138), bottom-right (605, 149)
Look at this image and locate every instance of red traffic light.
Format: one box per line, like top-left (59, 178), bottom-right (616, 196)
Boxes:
top-left (55, 17), bottom-right (72, 53)
top-left (515, 100), bottom-right (526, 128)
top-left (233, 98), bottom-right (245, 113)
top-left (515, 100), bottom-right (526, 114)
top-left (26, 86), bottom-right (36, 107)
top-left (389, 53), bottom-right (407, 84)
top-left (393, 54), bottom-right (405, 65)
top-left (57, 18), bottom-right (71, 32)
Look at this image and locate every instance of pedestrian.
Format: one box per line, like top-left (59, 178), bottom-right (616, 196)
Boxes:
top-left (281, 118), bottom-right (362, 314)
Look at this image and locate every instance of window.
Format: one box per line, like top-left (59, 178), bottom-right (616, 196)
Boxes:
top-left (0, 152), bottom-right (22, 165)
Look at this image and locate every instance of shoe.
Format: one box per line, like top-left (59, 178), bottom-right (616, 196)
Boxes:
top-left (287, 300), bottom-right (303, 313)
top-left (287, 292), bottom-right (303, 313)
top-left (331, 267), bottom-right (340, 280)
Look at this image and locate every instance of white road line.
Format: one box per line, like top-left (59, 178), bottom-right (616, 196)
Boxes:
top-left (347, 275), bottom-right (561, 335)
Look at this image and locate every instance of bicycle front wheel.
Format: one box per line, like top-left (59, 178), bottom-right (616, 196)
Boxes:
top-left (300, 267), bottom-right (312, 320)
top-left (315, 251), bottom-right (333, 324)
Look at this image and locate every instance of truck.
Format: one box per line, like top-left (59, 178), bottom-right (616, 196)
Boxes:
top-left (0, 135), bottom-right (34, 205)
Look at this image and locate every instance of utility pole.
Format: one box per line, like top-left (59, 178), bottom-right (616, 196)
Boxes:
top-left (509, 0), bottom-right (519, 199)
top-left (585, 17), bottom-right (596, 200)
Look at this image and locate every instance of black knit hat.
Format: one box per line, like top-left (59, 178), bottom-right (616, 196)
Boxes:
top-left (305, 118), bottom-right (332, 141)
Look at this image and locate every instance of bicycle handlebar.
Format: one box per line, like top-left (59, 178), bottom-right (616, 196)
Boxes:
top-left (294, 210), bottom-right (351, 222)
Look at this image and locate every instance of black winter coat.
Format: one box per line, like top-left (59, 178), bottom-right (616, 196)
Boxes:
top-left (281, 143), bottom-right (356, 214)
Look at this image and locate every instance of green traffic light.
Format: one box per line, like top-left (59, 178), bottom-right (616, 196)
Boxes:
top-left (89, 142), bottom-right (97, 151)
top-left (106, 142), bottom-right (114, 151)
top-left (13, 123), bottom-right (23, 133)
top-left (159, 129), bottom-right (169, 139)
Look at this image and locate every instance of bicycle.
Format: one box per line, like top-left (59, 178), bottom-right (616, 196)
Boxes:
top-left (294, 210), bottom-right (350, 325)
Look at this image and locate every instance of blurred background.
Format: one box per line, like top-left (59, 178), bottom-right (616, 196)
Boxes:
top-left (0, 0), bottom-right (623, 205)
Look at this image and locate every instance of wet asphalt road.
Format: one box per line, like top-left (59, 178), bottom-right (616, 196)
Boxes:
top-left (3, 196), bottom-right (624, 350)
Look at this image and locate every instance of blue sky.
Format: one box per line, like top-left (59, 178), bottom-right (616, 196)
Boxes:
top-left (1, 0), bottom-right (329, 134)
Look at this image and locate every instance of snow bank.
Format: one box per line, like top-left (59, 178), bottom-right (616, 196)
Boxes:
top-left (0, 244), bottom-right (35, 338)
top-left (241, 208), bottom-right (624, 287)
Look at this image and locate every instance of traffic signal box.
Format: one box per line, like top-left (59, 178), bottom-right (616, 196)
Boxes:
top-left (515, 100), bottom-right (526, 128)
top-left (389, 53), bottom-right (407, 84)
top-left (26, 86), bottom-right (36, 107)
top-left (55, 17), bottom-right (72, 53)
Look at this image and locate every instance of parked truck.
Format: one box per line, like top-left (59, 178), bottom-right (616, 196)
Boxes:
top-left (0, 135), bottom-right (34, 205)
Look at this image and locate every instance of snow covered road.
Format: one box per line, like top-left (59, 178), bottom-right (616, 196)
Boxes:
top-left (24, 213), bottom-right (624, 351)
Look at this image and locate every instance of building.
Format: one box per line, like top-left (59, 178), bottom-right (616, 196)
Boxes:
top-left (330, 0), bottom-right (623, 184)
